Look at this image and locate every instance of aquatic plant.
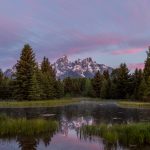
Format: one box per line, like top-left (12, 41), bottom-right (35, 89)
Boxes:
top-left (0, 116), bottom-right (58, 138)
top-left (80, 123), bottom-right (150, 147)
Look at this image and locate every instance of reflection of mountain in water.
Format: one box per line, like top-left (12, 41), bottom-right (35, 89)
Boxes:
top-left (60, 116), bottom-right (94, 136)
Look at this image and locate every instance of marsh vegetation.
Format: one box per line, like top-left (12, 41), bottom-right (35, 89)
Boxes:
top-left (0, 115), bottom-right (58, 138)
top-left (81, 123), bottom-right (150, 148)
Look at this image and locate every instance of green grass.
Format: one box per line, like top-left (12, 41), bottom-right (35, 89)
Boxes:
top-left (0, 115), bottom-right (58, 138)
top-left (117, 101), bottom-right (150, 108)
top-left (80, 123), bottom-right (150, 147)
top-left (0, 98), bottom-right (80, 108)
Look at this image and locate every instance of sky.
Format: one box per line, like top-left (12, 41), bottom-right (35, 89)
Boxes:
top-left (0, 0), bottom-right (150, 70)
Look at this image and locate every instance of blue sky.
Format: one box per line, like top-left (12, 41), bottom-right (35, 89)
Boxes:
top-left (0, 0), bottom-right (150, 70)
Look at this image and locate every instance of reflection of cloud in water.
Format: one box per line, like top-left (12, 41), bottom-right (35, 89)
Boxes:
top-left (50, 133), bottom-right (102, 150)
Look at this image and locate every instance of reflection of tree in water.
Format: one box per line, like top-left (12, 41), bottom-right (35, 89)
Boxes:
top-left (16, 129), bottom-right (56, 150)
top-left (42, 134), bottom-right (53, 147)
top-left (17, 136), bottom-right (38, 150)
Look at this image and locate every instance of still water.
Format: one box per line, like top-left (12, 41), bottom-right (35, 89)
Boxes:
top-left (0, 101), bottom-right (150, 150)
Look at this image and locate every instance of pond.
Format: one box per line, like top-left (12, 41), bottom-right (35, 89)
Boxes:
top-left (0, 100), bottom-right (150, 150)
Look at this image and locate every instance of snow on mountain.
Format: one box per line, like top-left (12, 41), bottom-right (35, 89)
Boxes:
top-left (4, 55), bottom-right (113, 79)
top-left (53, 55), bottom-right (113, 79)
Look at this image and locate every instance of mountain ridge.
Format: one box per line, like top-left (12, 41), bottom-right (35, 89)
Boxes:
top-left (4, 55), bottom-right (113, 79)
top-left (53, 55), bottom-right (113, 79)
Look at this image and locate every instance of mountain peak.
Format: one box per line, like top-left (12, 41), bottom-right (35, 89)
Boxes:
top-left (54, 56), bottom-right (113, 79)
top-left (62, 55), bottom-right (68, 60)
top-left (83, 57), bottom-right (93, 63)
top-left (56, 55), bottom-right (68, 65)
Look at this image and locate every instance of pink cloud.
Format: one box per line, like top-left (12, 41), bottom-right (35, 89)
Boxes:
top-left (60, 31), bottom-right (127, 56)
top-left (112, 48), bottom-right (145, 55)
top-left (128, 63), bottom-right (144, 70)
top-left (61, 31), bottom-right (148, 58)
top-left (69, 31), bottom-right (125, 46)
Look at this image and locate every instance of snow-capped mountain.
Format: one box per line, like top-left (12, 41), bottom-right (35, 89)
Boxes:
top-left (53, 55), bottom-right (113, 79)
top-left (3, 55), bottom-right (113, 79)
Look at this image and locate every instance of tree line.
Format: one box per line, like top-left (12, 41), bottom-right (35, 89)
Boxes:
top-left (0, 44), bottom-right (150, 101)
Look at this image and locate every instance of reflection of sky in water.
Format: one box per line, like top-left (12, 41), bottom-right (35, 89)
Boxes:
top-left (48, 132), bottom-right (102, 150)
top-left (0, 140), bottom-right (19, 150)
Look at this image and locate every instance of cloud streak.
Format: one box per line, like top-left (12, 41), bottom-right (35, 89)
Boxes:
top-left (112, 48), bottom-right (145, 55)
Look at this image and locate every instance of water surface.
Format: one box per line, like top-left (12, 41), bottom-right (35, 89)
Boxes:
top-left (0, 100), bottom-right (150, 150)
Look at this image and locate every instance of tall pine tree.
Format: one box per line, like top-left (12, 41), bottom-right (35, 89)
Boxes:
top-left (41, 57), bottom-right (56, 78)
top-left (92, 71), bottom-right (103, 97)
top-left (112, 64), bottom-right (130, 99)
top-left (40, 57), bottom-right (56, 99)
top-left (133, 69), bottom-right (143, 99)
top-left (15, 44), bottom-right (39, 100)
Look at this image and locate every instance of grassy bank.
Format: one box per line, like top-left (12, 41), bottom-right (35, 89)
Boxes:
top-left (0, 116), bottom-right (58, 137)
top-left (0, 98), bottom-right (81, 108)
top-left (81, 123), bottom-right (150, 147)
top-left (117, 101), bottom-right (150, 108)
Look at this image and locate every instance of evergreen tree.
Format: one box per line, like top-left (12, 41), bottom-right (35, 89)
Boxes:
top-left (41, 57), bottom-right (57, 99)
top-left (41, 57), bottom-right (56, 78)
top-left (80, 78), bottom-right (86, 95)
top-left (110, 81), bottom-right (117, 99)
top-left (144, 46), bottom-right (150, 82)
top-left (138, 79), bottom-right (147, 100)
top-left (132, 69), bottom-right (143, 99)
top-left (15, 44), bottom-right (38, 100)
top-left (144, 77), bottom-right (150, 101)
top-left (110, 64), bottom-right (130, 99)
top-left (100, 79), bottom-right (109, 99)
top-left (28, 73), bottom-right (41, 100)
top-left (72, 78), bottom-right (82, 96)
top-left (84, 78), bottom-right (94, 97)
top-left (110, 68), bottom-right (119, 99)
top-left (55, 79), bottom-right (64, 98)
top-left (0, 69), bottom-right (15, 100)
top-left (115, 63), bottom-right (130, 99)
top-left (41, 73), bottom-right (56, 99)
top-left (92, 71), bottom-right (103, 97)
top-left (0, 77), bottom-right (13, 99)
top-left (63, 77), bottom-right (73, 96)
